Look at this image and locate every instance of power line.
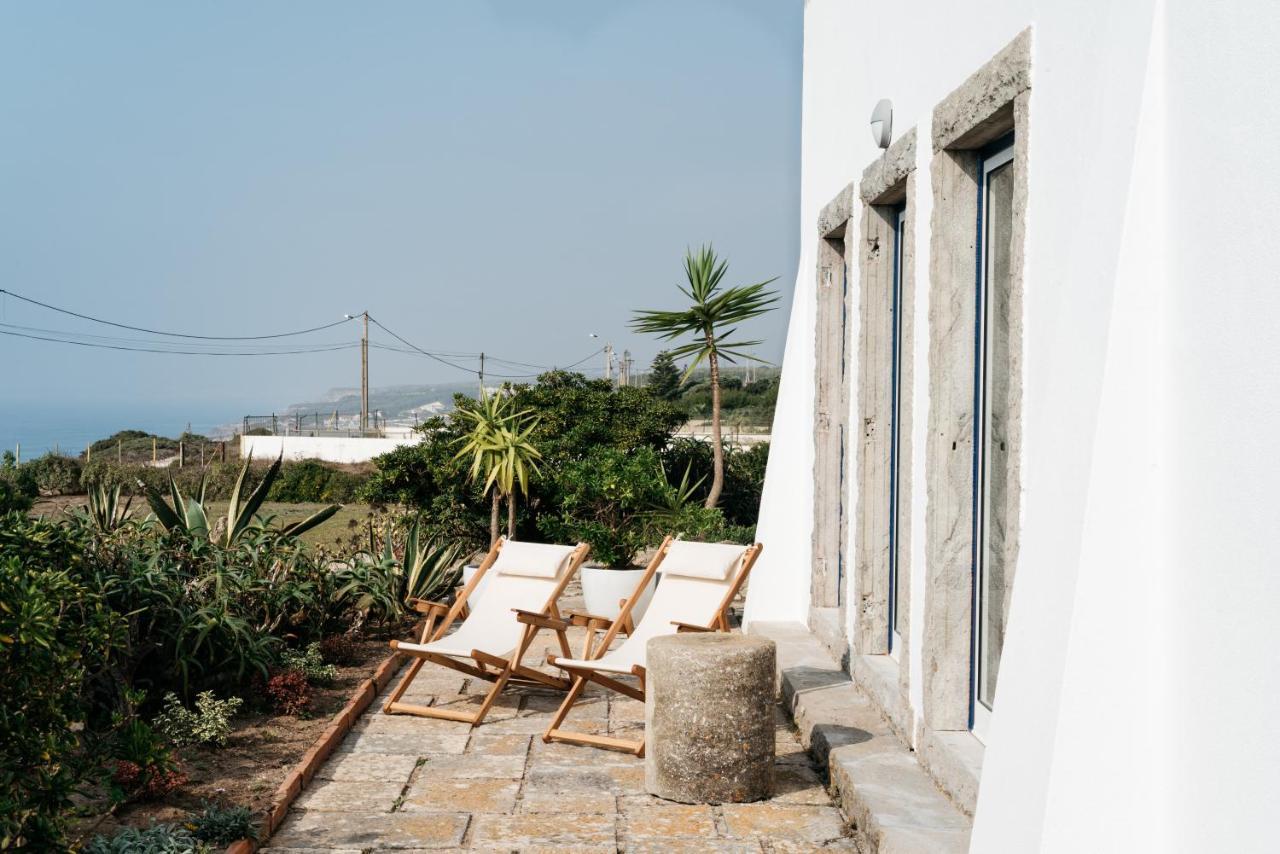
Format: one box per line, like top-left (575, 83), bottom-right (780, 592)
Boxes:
top-left (0, 327), bottom-right (361, 356)
top-left (0, 289), bottom-right (613, 377)
top-left (0, 287), bottom-right (355, 340)
top-left (366, 316), bottom-right (485, 374)
top-left (367, 315), bottom-right (606, 379)
top-left (0, 321), bottom-right (354, 352)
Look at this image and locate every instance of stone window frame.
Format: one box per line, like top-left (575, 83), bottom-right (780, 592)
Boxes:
top-left (851, 130), bottom-right (918, 658)
top-left (843, 129), bottom-right (920, 746)
top-left (812, 183), bottom-right (855, 658)
top-left (918, 27), bottom-right (1030, 808)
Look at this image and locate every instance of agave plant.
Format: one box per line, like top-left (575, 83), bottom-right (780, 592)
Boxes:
top-left (334, 516), bottom-right (462, 625)
top-left (144, 454), bottom-right (340, 547)
top-left (401, 517), bottom-right (463, 603)
top-left (643, 461), bottom-right (707, 532)
top-left (84, 481), bottom-right (135, 532)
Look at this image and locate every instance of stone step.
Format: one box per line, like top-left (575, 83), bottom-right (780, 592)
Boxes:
top-left (751, 622), bottom-right (972, 854)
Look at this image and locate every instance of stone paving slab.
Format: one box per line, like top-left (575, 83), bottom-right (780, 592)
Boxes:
top-left (293, 780), bottom-right (407, 812)
top-left (402, 778), bottom-right (520, 815)
top-left (720, 802), bottom-right (849, 843)
top-left (268, 811), bottom-right (469, 849)
top-left (266, 634), bottom-right (862, 851)
top-left (315, 752), bottom-right (423, 783)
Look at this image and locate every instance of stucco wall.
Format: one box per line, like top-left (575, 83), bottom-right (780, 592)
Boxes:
top-left (240, 434), bottom-right (416, 463)
top-left (751, 0), bottom-right (1280, 850)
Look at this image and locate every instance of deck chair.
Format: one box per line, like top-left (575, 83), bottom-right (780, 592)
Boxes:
top-left (383, 537), bottom-right (589, 726)
top-left (535, 536), bottom-right (763, 756)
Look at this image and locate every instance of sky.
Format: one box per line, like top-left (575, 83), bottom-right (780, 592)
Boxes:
top-left (0, 1), bottom-right (801, 425)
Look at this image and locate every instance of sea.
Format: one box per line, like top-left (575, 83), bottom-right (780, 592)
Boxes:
top-left (0, 401), bottom-right (243, 460)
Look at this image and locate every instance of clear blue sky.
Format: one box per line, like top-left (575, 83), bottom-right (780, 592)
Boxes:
top-left (0, 1), bottom-right (800, 415)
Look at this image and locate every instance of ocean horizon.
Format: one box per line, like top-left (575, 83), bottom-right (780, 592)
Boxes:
top-left (0, 401), bottom-right (252, 460)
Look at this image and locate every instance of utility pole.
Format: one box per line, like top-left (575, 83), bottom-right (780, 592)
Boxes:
top-left (604, 343), bottom-right (614, 384)
top-left (479, 352), bottom-right (486, 398)
top-left (360, 311), bottom-right (369, 435)
top-left (621, 350), bottom-right (632, 387)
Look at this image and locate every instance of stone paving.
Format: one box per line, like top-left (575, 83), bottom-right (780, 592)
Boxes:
top-left (263, 624), bottom-right (861, 853)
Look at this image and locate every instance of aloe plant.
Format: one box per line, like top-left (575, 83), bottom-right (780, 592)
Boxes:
top-left (144, 454), bottom-right (340, 546)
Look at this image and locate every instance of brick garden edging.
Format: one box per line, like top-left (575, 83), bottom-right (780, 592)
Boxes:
top-left (223, 648), bottom-right (406, 854)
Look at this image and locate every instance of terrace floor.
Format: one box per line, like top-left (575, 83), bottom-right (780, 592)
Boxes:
top-left (263, 620), bottom-right (861, 852)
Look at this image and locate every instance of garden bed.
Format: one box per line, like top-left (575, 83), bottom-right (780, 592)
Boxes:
top-left (70, 636), bottom-right (394, 848)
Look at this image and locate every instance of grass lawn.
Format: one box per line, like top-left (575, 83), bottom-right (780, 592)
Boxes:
top-left (32, 496), bottom-right (375, 551)
top-left (201, 501), bottom-right (375, 549)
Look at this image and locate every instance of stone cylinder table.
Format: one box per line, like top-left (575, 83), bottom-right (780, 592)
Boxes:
top-left (645, 632), bottom-right (776, 804)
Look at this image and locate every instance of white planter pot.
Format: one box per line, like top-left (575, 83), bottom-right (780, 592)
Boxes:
top-left (580, 565), bottom-right (657, 623)
top-left (460, 564), bottom-right (491, 604)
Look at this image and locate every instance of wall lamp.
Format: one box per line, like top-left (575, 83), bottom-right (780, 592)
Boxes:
top-left (870, 99), bottom-right (893, 149)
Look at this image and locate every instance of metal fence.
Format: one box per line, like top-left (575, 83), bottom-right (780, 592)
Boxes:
top-left (242, 411), bottom-right (390, 438)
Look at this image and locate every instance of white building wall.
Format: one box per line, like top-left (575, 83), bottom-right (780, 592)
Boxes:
top-left (752, 0), bottom-right (1280, 850)
top-left (240, 434), bottom-right (416, 464)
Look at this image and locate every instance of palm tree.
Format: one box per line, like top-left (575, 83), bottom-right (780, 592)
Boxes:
top-left (453, 392), bottom-right (542, 544)
top-left (632, 245), bottom-right (778, 507)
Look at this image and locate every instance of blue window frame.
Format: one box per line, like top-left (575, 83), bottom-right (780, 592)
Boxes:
top-left (888, 205), bottom-right (906, 658)
top-left (971, 133), bottom-right (1015, 741)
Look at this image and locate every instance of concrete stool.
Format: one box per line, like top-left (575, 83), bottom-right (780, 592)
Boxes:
top-left (645, 632), bottom-right (776, 803)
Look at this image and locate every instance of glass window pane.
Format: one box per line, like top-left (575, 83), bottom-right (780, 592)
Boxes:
top-left (979, 159), bottom-right (1014, 710)
top-left (890, 208), bottom-right (905, 646)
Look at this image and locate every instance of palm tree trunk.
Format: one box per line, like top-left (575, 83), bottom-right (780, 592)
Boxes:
top-left (706, 344), bottom-right (724, 508)
top-left (490, 490), bottom-right (501, 546)
top-left (507, 491), bottom-right (517, 539)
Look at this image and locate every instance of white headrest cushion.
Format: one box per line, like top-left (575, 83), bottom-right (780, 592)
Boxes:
top-left (492, 540), bottom-right (577, 579)
top-left (660, 541), bottom-right (747, 581)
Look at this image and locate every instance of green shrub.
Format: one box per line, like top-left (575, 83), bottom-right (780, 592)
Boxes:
top-left (189, 802), bottom-right (256, 845)
top-left (280, 643), bottom-right (338, 686)
top-left (153, 691), bottom-right (243, 749)
top-left (537, 446), bottom-right (671, 568)
top-left (24, 452), bottom-right (83, 495)
top-left (267, 460), bottom-right (364, 503)
top-left (661, 438), bottom-right (769, 528)
top-left (80, 460), bottom-right (248, 501)
top-left (81, 458), bottom-right (365, 505)
top-left (84, 822), bottom-right (208, 854)
top-left (0, 469), bottom-right (33, 514)
top-left (0, 557), bottom-right (123, 849)
top-left (360, 371), bottom-right (688, 546)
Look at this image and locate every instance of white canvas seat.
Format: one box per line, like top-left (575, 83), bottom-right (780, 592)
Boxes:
top-left (542, 537), bottom-right (763, 756)
top-left (383, 537), bottom-right (589, 727)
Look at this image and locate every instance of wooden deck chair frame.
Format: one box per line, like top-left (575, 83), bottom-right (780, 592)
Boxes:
top-left (540, 537), bottom-right (763, 756)
top-left (383, 538), bottom-right (590, 727)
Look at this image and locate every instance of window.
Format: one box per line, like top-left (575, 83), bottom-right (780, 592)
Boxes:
top-left (972, 135), bottom-right (1015, 741)
top-left (888, 204), bottom-right (907, 659)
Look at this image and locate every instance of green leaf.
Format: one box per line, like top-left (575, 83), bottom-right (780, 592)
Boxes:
top-left (279, 503), bottom-right (342, 539)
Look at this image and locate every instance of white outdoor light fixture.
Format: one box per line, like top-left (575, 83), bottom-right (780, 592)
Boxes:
top-left (870, 99), bottom-right (893, 149)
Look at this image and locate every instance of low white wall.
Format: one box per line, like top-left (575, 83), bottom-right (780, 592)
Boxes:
top-left (240, 434), bottom-right (416, 463)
